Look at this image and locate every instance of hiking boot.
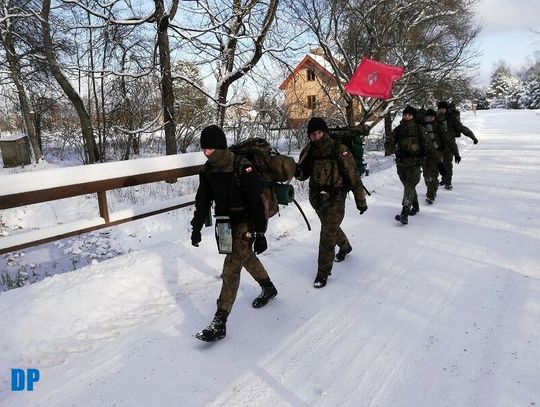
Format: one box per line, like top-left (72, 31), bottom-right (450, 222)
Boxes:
top-left (425, 193), bottom-right (435, 204)
top-left (438, 180), bottom-right (445, 186)
top-left (335, 245), bottom-right (352, 262)
top-left (195, 309), bottom-right (228, 342)
top-left (252, 279), bottom-right (278, 308)
top-left (395, 206), bottom-right (409, 225)
top-left (313, 274), bottom-right (328, 288)
top-left (409, 201), bottom-right (420, 216)
top-left (445, 183), bottom-right (453, 190)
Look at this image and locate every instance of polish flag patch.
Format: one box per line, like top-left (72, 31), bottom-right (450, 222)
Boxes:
top-left (245, 166), bottom-right (254, 173)
top-left (342, 151), bottom-right (352, 158)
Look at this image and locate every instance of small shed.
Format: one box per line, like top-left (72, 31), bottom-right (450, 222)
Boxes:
top-left (0, 134), bottom-right (32, 168)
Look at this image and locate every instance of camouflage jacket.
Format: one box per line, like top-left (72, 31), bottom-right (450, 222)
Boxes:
top-left (431, 116), bottom-right (459, 157)
top-left (296, 134), bottom-right (366, 208)
top-left (385, 119), bottom-right (435, 165)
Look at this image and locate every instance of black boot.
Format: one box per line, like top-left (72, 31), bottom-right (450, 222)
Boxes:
top-left (425, 193), bottom-right (435, 204)
top-left (395, 206), bottom-right (409, 225)
top-left (409, 201), bottom-right (420, 216)
top-left (444, 183), bottom-right (453, 190)
top-left (196, 309), bottom-right (228, 342)
top-left (313, 273), bottom-right (328, 288)
top-left (252, 278), bottom-right (278, 308)
top-left (335, 245), bottom-right (352, 262)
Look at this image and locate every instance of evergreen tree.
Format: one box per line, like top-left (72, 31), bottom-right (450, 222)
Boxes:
top-left (487, 62), bottom-right (524, 109)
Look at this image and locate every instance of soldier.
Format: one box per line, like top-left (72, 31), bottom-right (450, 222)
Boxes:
top-left (437, 101), bottom-right (478, 189)
top-left (296, 117), bottom-right (367, 288)
top-left (190, 125), bottom-right (277, 342)
top-left (421, 108), bottom-right (460, 203)
top-left (385, 105), bottom-right (434, 225)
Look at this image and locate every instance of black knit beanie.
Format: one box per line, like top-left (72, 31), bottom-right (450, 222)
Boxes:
top-left (200, 125), bottom-right (227, 149)
top-left (437, 101), bottom-right (449, 109)
top-left (402, 105), bottom-right (417, 116)
top-left (307, 117), bottom-right (329, 135)
top-left (425, 108), bottom-right (437, 117)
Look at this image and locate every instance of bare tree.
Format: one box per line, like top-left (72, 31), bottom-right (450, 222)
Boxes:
top-left (154, 0), bottom-right (179, 155)
top-left (0, 0), bottom-right (43, 161)
top-left (41, 0), bottom-right (100, 163)
top-left (173, 0), bottom-right (279, 127)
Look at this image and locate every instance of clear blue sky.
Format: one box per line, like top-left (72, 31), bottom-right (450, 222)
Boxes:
top-left (473, 0), bottom-right (540, 86)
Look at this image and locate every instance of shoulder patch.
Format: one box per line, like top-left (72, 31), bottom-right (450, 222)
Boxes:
top-left (244, 165), bottom-right (254, 173)
top-left (342, 151), bottom-right (352, 159)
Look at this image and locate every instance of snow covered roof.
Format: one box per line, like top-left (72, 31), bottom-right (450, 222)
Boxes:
top-left (279, 53), bottom-right (337, 90)
top-left (0, 133), bottom-right (27, 142)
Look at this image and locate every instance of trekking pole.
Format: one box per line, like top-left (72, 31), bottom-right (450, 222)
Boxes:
top-left (292, 198), bottom-right (311, 231)
top-left (363, 185), bottom-right (372, 196)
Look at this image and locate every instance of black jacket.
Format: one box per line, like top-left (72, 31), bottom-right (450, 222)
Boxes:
top-left (191, 149), bottom-right (267, 234)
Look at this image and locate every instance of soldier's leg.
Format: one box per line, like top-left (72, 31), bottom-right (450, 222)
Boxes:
top-left (398, 165), bottom-right (416, 208)
top-left (442, 150), bottom-right (453, 185)
top-left (315, 197), bottom-right (346, 277)
top-left (234, 223), bottom-right (270, 282)
top-left (424, 160), bottom-right (438, 200)
top-left (216, 225), bottom-right (250, 314)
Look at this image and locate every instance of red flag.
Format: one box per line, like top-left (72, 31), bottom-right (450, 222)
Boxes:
top-left (344, 57), bottom-right (404, 100)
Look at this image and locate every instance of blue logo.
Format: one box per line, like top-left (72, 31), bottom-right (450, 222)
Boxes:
top-left (11, 368), bottom-right (40, 391)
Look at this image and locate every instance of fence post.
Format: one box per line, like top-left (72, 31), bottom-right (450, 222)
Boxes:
top-left (97, 191), bottom-right (110, 224)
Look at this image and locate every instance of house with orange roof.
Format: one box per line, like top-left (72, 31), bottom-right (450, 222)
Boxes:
top-left (279, 49), bottom-right (362, 128)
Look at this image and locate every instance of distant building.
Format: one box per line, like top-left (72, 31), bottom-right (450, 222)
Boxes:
top-left (0, 134), bottom-right (32, 167)
top-left (279, 49), bottom-right (362, 128)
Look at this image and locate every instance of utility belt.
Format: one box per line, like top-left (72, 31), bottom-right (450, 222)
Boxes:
top-left (396, 150), bottom-right (424, 159)
top-left (311, 184), bottom-right (349, 196)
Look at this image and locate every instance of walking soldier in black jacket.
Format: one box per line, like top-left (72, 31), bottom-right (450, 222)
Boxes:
top-left (191, 125), bottom-right (277, 342)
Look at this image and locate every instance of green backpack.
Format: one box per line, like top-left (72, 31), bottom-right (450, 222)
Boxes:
top-left (328, 124), bottom-right (369, 175)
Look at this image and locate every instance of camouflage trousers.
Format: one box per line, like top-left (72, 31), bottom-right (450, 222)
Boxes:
top-left (309, 190), bottom-right (351, 277)
top-left (216, 222), bottom-right (269, 314)
top-left (441, 149), bottom-right (454, 185)
top-left (421, 157), bottom-right (440, 199)
top-left (397, 162), bottom-right (421, 208)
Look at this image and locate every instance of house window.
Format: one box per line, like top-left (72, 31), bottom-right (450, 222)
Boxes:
top-left (307, 95), bottom-right (317, 109)
top-left (306, 69), bottom-right (316, 81)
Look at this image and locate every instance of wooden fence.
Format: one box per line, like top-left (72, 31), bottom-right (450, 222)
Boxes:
top-left (0, 153), bottom-right (206, 255)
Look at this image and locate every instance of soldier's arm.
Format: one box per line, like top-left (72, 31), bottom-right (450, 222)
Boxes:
top-left (295, 145), bottom-right (312, 181)
top-left (190, 171), bottom-right (213, 232)
top-left (459, 124), bottom-right (478, 143)
top-left (337, 145), bottom-right (366, 208)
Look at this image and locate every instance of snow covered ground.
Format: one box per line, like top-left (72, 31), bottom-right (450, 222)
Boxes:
top-left (1, 110), bottom-right (539, 406)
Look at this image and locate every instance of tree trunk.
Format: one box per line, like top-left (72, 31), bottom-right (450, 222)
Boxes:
top-left (41, 0), bottom-right (99, 164)
top-left (215, 85), bottom-right (229, 128)
top-left (384, 111), bottom-right (393, 139)
top-left (1, 30), bottom-right (43, 162)
top-left (155, 0), bottom-right (177, 155)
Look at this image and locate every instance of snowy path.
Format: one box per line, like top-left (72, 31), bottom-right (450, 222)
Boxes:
top-left (1, 110), bottom-right (539, 406)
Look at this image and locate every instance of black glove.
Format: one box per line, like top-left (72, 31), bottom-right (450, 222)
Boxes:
top-left (454, 155), bottom-right (461, 164)
top-left (357, 204), bottom-right (368, 214)
top-left (253, 233), bottom-right (268, 254)
top-left (294, 163), bottom-right (301, 177)
top-left (473, 137), bottom-right (479, 145)
top-left (191, 229), bottom-right (201, 247)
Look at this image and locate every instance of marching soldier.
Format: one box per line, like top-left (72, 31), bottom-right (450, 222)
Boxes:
top-left (296, 117), bottom-right (367, 288)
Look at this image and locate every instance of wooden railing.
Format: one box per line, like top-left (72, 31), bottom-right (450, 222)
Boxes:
top-left (0, 153), bottom-right (206, 255)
